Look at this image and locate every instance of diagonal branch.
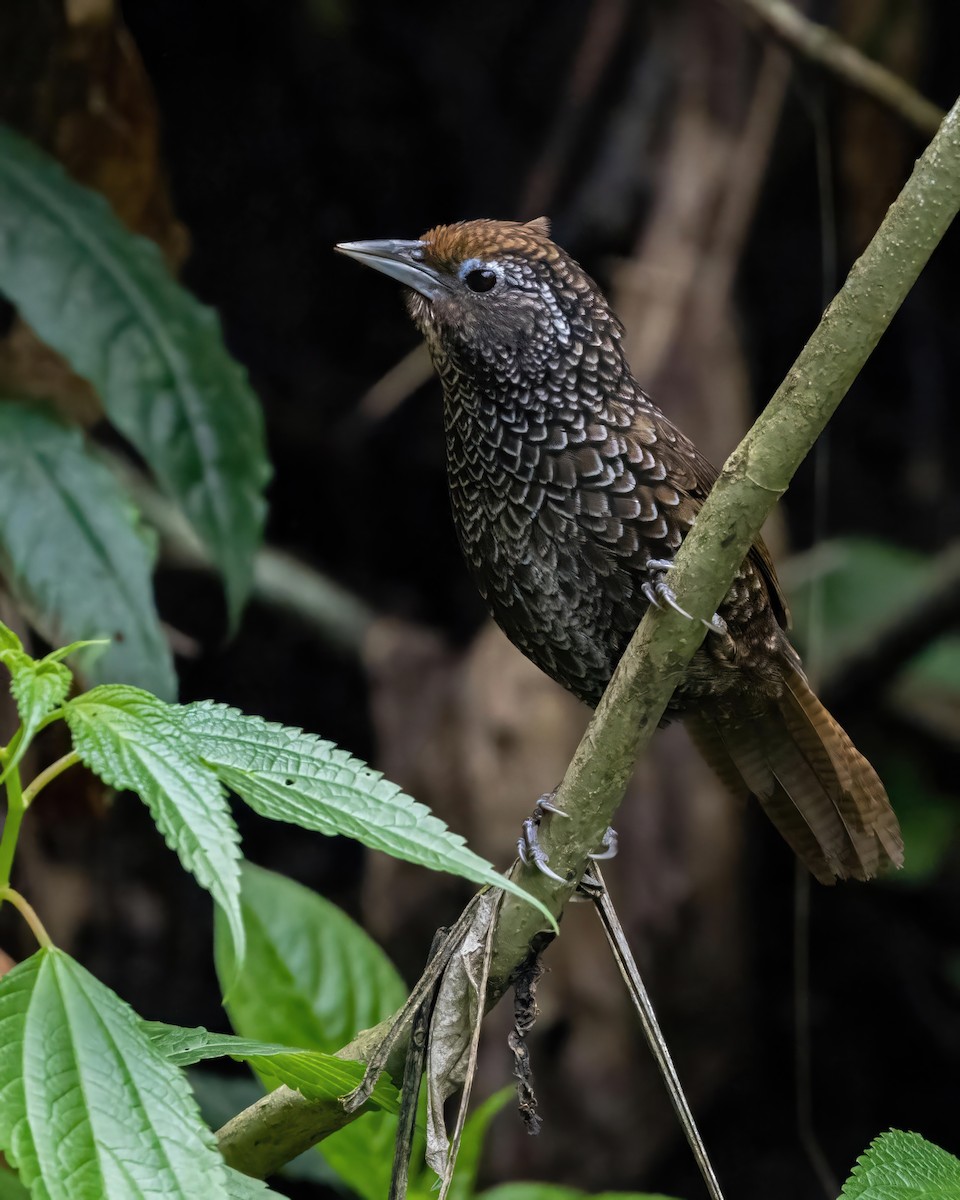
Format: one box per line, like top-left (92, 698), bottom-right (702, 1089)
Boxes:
top-left (217, 95), bottom-right (960, 1181)
top-left (729, 0), bottom-right (946, 137)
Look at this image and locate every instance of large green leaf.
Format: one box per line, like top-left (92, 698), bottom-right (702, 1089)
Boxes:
top-left (215, 864), bottom-right (408, 1200)
top-left (215, 863), bottom-right (405, 1054)
top-left (0, 124), bottom-right (270, 625)
top-left (841, 1130), bottom-right (960, 1199)
top-left (0, 1170), bottom-right (28, 1199)
top-left (0, 949), bottom-right (230, 1199)
top-left (0, 402), bottom-right (175, 697)
top-left (65, 685), bottom-right (244, 966)
top-left (184, 700), bottom-right (555, 922)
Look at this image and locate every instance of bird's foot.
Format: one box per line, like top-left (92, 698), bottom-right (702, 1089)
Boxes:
top-left (518, 793), bottom-right (618, 883)
top-left (518, 792), bottom-right (569, 883)
top-left (643, 559), bottom-right (726, 635)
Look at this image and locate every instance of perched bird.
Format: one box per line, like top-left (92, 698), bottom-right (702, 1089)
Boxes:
top-left (337, 218), bottom-right (903, 884)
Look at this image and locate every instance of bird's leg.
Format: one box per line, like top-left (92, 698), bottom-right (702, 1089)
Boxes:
top-left (643, 559), bottom-right (727, 635)
top-left (519, 791), bottom-right (619, 883)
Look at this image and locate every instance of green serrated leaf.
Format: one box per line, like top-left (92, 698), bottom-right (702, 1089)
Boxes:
top-left (143, 1020), bottom-right (298, 1065)
top-left (0, 622), bottom-right (22, 654)
top-left (45, 638), bottom-right (110, 665)
top-left (183, 700), bottom-right (555, 926)
top-left (215, 864), bottom-right (407, 1200)
top-left (142, 1020), bottom-right (399, 1111)
top-left (225, 1169), bottom-right (286, 1198)
top-left (0, 948), bottom-right (230, 1199)
top-left (841, 1130), bottom-right (960, 1200)
top-left (65, 684), bottom-right (245, 968)
top-left (1, 650), bottom-right (71, 776)
top-left (0, 402), bottom-right (176, 697)
top-left (0, 124), bottom-right (270, 626)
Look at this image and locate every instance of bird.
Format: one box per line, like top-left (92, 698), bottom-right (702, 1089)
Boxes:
top-left (336, 217), bottom-right (904, 884)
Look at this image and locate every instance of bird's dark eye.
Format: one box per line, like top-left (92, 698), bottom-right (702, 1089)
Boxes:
top-left (464, 267), bottom-right (498, 294)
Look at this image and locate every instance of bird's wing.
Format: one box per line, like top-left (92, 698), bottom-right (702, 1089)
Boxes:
top-left (622, 403), bottom-right (792, 631)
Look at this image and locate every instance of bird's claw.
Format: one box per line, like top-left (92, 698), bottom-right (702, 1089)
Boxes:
top-left (519, 797), bottom-right (618, 885)
top-left (645, 559), bottom-right (727, 634)
top-left (642, 578), bottom-right (694, 620)
top-left (518, 815), bottom-right (566, 883)
top-left (537, 793), bottom-right (570, 817)
top-left (587, 826), bottom-right (619, 861)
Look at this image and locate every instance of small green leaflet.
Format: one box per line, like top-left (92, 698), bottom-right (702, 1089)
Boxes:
top-left (0, 650), bottom-right (70, 778)
top-left (0, 949), bottom-right (231, 1199)
top-left (183, 699), bottom-right (555, 925)
top-left (0, 125), bottom-right (270, 627)
top-left (249, 1053), bottom-right (400, 1114)
top-left (144, 1020), bottom-right (298, 1065)
top-left (0, 621), bottom-right (21, 654)
top-left (841, 1130), bottom-right (960, 1200)
top-left (143, 1020), bottom-right (399, 1112)
top-left (64, 686), bottom-right (245, 970)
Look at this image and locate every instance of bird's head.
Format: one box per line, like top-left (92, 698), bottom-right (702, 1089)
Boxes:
top-left (336, 218), bottom-right (624, 382)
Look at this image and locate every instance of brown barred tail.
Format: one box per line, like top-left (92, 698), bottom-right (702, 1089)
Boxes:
top-left (686, 663), bottom-right (904, 884)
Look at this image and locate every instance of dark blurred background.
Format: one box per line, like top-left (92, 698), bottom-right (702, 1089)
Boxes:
top-left (2, 1), bottom-right (959, 1196)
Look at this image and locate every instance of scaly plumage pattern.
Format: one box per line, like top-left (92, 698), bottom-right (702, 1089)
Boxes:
top-left (339, 218), bottom-right (904, 883)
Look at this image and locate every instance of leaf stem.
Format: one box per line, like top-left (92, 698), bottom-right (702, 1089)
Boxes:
top-left (0, 886), bottom-right (53, 948)
top-left (0, 764), bottom-right (24, 890)
top-left (22, 751), bottom-right (80, 808)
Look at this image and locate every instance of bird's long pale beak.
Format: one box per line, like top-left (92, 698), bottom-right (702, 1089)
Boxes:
top-left (334, 238), bottom-right (448, 300)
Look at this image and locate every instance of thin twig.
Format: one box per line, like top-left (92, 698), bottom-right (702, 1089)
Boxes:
top-left (587, 868), bottom-right (724, 1200)
top-left (21, 751), bottom-right (80, 808)
top-left (729, 0), bottom-right (945, 137)
top-left (437, 891), bottom-right (502, 1200)
top-left (0, 886), bottom-right (52, 948)
top-left (389, 930), bottom-right (448, 1200)
top-left (793, 863), bottom-right (838, 1198)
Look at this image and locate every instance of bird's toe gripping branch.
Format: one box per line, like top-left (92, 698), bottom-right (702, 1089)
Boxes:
top-left (643, 559), bottom-right (727, 635)
top-left (518, 792), bottom-right (619, 883)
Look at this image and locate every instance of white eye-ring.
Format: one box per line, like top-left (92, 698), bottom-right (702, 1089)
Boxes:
top-left (459, 259), bottom-right (501, 294)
